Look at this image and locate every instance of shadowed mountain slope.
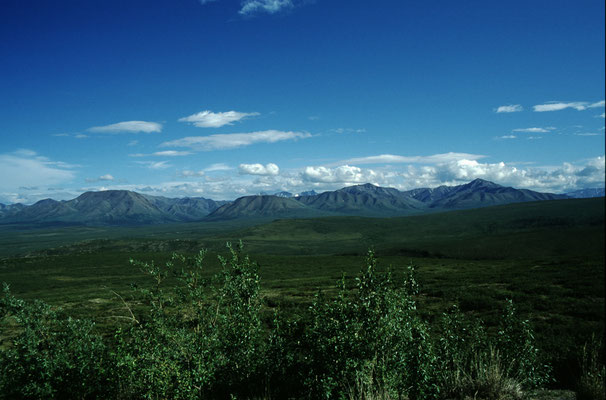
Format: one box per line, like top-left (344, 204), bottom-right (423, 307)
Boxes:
top-left (1, 191), bottom-right (225, 226)
top-left (0, 180), bottom-right (581, 226)
top-left (205, 195), bottom-right (330, 221)
top-left (0, 203), bottom-right (26, 218)
top-left (565, 188), bottom-right (605, 198)
top-left (425, 179), bottom-right (567, 209)
top-left (295, 183), bottom-right (425, 216)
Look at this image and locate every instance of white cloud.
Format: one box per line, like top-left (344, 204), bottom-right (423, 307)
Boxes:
top-left (512, 127), bottom-right (554, 133)
top-left (130, 150), bottom-right (193, 157)
top-left (599, 113), bottom-right (605, 118)
top-left (239, 163), bottom-right (280, 176)
top-left (135, 161), bottom-right (171, 170)
top-left (400, 157), bottom-right (605, 192)
top-left (152, 151), bottom-right (192, 157)
top-left (180, 170), bottom-right (205, 177)
top-left (0, 150), bottom-right (76, 194)
top-left (497, 135), bottom-right (517, 140)
top-left (160, 130), bottom-right (311, 151)
top-left (85, 174), bottom-right (115, 183)
top-left (239, 0), bottom-right (293, 15)
top-left (177, 164), bottom-right (233, 178)
top-left (338, 152), bottom-right (486, 166)
top-left (178, 110), bottom-right (259, 128)
top-left (88, 121), bottom-right (162, 133)
top-left (533, 100), bottom-right (605, 112)
top-left (199, 0), bottom-right (217, 4)
top-left (495, 104), bottom-right (523, 113)
top-left (36, 155), bottom-right (602, 203)
top-left (574, 132), bottom-right (601, 136)
top-left (204, 163), bottom-right (232, 172)
top-left (302, 165), bottom-right (382, 184)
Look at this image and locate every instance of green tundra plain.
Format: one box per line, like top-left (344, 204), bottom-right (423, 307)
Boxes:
top-left (0, 197), bottom-right (604, 398)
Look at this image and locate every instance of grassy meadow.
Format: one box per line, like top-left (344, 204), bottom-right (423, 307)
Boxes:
top-left (0, 197), bottom-right (604, 395)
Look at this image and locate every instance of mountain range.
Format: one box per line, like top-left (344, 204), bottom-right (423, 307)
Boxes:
top-left (0, 179), bottom-right (600, 226)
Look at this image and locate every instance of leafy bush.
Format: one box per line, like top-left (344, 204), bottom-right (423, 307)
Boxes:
top-left (303, 250), bottom-right (438, 399)
top-left (113, 242), bottom-right (265, 399)
top-left (0, 245), bottom-right (556, 399)
top-left (435, 300), bottom-right (551, 399)
top-left (496, 299), bottom-right (552, 389)
top-left (0, 283), bottom-right (112, 400)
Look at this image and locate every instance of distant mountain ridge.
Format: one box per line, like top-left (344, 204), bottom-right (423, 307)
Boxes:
top-left (205, 179), bottom-right (570, 221)
top-left (0, 191), bottom-right (227, 226)
top-left (1, 179), bottom-right (599, 226)
top-left (565, 188), bottom-right (605, 198)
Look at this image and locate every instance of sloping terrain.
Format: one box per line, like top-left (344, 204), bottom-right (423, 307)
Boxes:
top-left (0, 179), bottom-right (587, 226)
top-left (295, 183), bottom-right (426, 216)
top-left (1, 191), bottom-right (226, 226)
top-left (205, 195), bottom-right (329, 221)
top-left (424, 179), bottom-right (568, 209)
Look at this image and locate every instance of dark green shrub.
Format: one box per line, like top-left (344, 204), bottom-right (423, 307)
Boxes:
top-left (436, 300), bottom-right (551, 399)
top-left (303, 250), bottom-right (438, 399)
top-left (0, 284), bottom-right (112, 400)
top-left (113, 242), bottom-right (265, 399)
top-left (496, 299), bottom-right (552, 389)
top-left (0, 245), bottom-right (557, 399)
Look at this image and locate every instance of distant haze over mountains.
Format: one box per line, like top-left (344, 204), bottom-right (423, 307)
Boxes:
top-left (0, 179), bottom-right (601, 226)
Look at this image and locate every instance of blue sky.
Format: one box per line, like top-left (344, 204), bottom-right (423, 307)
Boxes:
top-left (0, 0), bottom-right (604, 203)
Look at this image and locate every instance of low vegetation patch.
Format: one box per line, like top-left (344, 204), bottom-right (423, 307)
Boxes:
top-left (0, 244), bottom-right (581, 399)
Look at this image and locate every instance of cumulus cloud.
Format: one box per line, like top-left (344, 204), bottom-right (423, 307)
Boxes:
top-left (160, 130), bottom-right (311, 151)
top-left (178, 110), bottom-right (259, 128)
top-left (302, 165), bottom-right (383, 184)
top-left (44, 156), bottom-right (603, 203)
top-left (239, 163), bottom-right (280, 176)
top-left (239, 0), bottom-right (293, 15)
top-left (88, 121), bottom-right (162, 133)
top-left (400, 157), bottom-right (605, 192)
top-left (495, 104), bottom-right (523, 113)
top-left (533, 100), bottom-right (605, 112)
